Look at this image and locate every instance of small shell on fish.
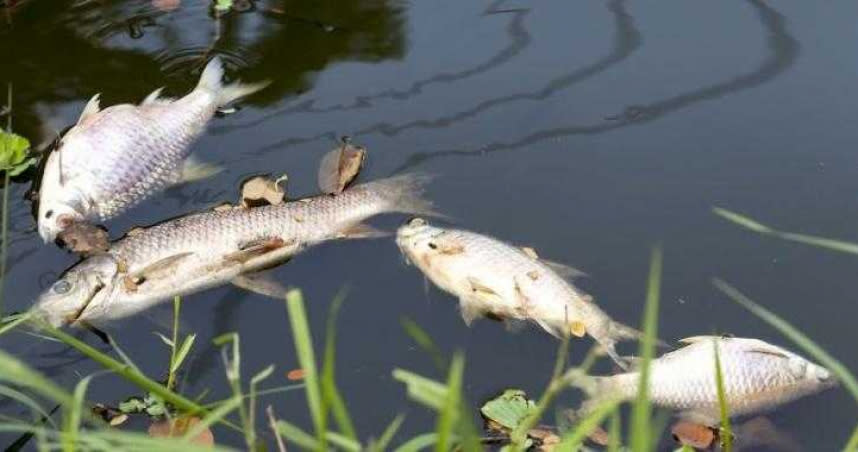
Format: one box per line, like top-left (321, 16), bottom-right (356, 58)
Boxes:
top-left (240, 174), bottom-right (287, 208)
top-left (318, 139), bottom-right (367, 195)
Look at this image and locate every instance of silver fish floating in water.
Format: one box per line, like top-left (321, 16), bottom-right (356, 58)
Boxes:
top-left (395, 218), bottom-right (641, 368)
top-left (37, 57), bottom-right (268, 243)
top-left (572, 336), bottom-right (835, 425)
top-left (33, 175), bottom-right (434, 326)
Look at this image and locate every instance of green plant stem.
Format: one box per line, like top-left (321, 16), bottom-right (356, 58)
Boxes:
top-left (713, 339), bottom-right (732, 452)
top-left (630, 247), bottom-right (662, 452)
top-left (166, 296), bottom-right (180, 391)
top-left (285, 290), bottom-right (325, 448)
top-left (0, 163), bottom-right (9, 315)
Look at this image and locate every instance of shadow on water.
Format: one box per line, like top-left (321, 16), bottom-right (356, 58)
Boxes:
top-left (392, 0), bottom-right (799, 173)
top-left (0, 0), bottom-right (407, 143)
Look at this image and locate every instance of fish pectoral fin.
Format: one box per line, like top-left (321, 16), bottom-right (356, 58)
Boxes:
top-left (458, 299), bottom-right (483, 326)
top-left (337, 223), bottom-right (389, 239)
top-left (128, 252), bottom-right (194, 285)
top-left (466, 276), bottom-right (497, 296)
top-left (77, 93), bottom-right (101, 127)
top-left (232, 271), bottom-right (290, 299)
top-left (535, 319), bottom-right (563, 339)
top-left (226, 237), bottom-right (294, 264)
top-left (677, 335), bottom-right (720, 345)
top-left (179, 155), bottom-right (224, 184)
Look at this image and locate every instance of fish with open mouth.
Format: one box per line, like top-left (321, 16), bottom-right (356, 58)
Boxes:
top-left (571, 336), bottom-right (836, 425)
top-left (395, 218), bottom-right (642, 368)
top-left (36, 56), bottom-right (268, 243)
top-left (33, 175), bottom-right (433, 326)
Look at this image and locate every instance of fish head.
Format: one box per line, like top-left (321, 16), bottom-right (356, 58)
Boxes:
top-left (32, 254), bottom-right (120, 327)
top-left (395, 217), bottom-right (444, 264)
top-left (37, 150), bottom-right (87, 243)
top-left (786, 354), bottom-right (835, 388)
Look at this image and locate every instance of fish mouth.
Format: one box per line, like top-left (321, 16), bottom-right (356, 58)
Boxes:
top-left (64, 280), bottom-right (106, 326)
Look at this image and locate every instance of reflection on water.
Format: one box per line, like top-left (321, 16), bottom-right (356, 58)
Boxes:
top-left (394, 0), bottom-right (798, 172)
top-left (0, 0), bottom-right (406, 143)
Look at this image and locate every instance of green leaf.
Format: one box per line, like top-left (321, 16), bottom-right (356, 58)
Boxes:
top-left (630, 247), bottom-right (662, 452)
top-left (119, 397), bottom-right (147, 414)
top-left (0, 131), bottom-right (30, 170)
top-left (155, 332), bottom-right (175, 348)
top-left (371, 414), bottom-right (405, 452)
top-left (392, 369), bottom-right (448, 411)
top-left (7, 157), bottom-right (35, 176)
top-left (285, 289), bottom-right (325, 446)
top-left (321, 289), bottom-right (357, 441)
top-left (276, 420), bottom-right (320, 450)
top-left (554, 399), bottom-right (621, 451)
top-left (170, 334), bottom-right (197, 374)
top-left (214, 0), bottom-right (233, 12)
top-left (480, 389), bottom-right (537, 431)
top-left (713, 339), bottom-right (733, 452)
top-left (394, 433), bottom-right (440, 452)
top-left (436, 352), bottom-right (464, 452)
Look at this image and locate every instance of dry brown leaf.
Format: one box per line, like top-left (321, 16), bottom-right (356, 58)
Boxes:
top-left (240, 175), bottom-right (287, 208)
top-left (148, 416), bottom-right (214, 446)
top-left (671, 420), bottom-right (715, 449)
top-left (318, 140), bottom-right (366, 195)
top-left (57, 222), bottom-right (109, 256)
top-left (287, 368), bottom-right (306, 381)
top-left (587, 426), bottom-right (611, 446)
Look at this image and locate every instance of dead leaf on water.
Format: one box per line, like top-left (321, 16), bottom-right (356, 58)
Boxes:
top-left (240, 174), bottom-right (287, 208)
top-left (317, 138), bottom-right (366, 195)
top-left (148, 416), bottom-right (214, 446)
top-left (287, 368), bottom-right (305, 381)
top-left (57, 222), bottom-right (109, 256)
top-left (671, 420), bottom-right (715, 449)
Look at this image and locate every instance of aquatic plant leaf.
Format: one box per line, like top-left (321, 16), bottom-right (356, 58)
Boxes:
top-left (276, 419), bottom-right (320, 449)
top-left (713, 339), bottom-right (733, 451)
top-left (119, 397), bottom-right (147, 414)
top-left (370, 414), bottom-right (405, 452)
top-left (170, 333), bottom-right (196, 374)
top-left (392, 369), bottom-right (447, 411)
top-left (630, 247), bottom-right (662, 452)
top-left (0, 131), bottom-right (30, 171)
top-left (480, 389), bottom-right (537, 431)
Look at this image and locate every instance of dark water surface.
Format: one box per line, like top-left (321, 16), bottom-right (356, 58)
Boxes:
top-left (2, 0), bottom-right (857, 449)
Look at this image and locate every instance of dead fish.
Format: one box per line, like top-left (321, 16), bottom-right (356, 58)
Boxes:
top-left (395, 217), bottom-right (640, 368)
top-left (33, 175), bottom-right (434, 326)
top-left (37, 57), bottom-right (269, 243)
top-left (571, 336), bottom-right (835, 425)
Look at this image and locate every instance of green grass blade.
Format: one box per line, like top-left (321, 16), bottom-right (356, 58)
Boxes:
top-left (0, 349), bottom-right (73, 406)
top-left (394, 433), bottom-right (439, 452)
top-left (713, 207), bottom-right (858, 255)
top-left (276, 420), bottom-right (320, 450)
top-left (285, 289), bottom-right (325, 446)
top-left (630, 247), bottom-right (662, 452)
top-left (435, 352), bottom-right (464, 452)
top-left (372, 414), bottom-right (405, 452)
top-left (326, 431), bottom-right (362, 451)
top-left (0, 312), bottom-right (32, 337)
top-left (183, 396), bottom-right (242, 443)
top-left (712, 338), bottom-right (732, 451)
top-left (713, 279), bottom-right (858, 402)
top-left (41, 324), bottom-right (207, 416)
top-left (554, 399), bottom-right (621, 451)
top-left (607, 407), bottom-right (621, 452)
top-left (0, 385), bottom-right (58, 428)
top-left (321, 289), bottom-right (357, 441)
top-left (392, 369), bottom-right (447, 411)
top-left (845, 424), bottom-right (858, 451)
top-left (171, 334), bottom-right (196, 375)
top-left (400, 318), bottom-right (446, 371)
top-left (62, 375), bottom-right (94, 452)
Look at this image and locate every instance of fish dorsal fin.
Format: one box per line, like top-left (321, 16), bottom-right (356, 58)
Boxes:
top-left (77, 94), bottom-right (101, 127)
top-left (519, 246), bottom-right (587, 279)
top-left (141, 87), bottom-right (164, 105)
top-left (678, 335), bottom-right (720, 345)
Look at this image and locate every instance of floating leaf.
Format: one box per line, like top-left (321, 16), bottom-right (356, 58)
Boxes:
top-left (480, 389), bottom-right (537, 431)
top-left (671, 420), bottom-right (715, 449)
top-left (318, 139), bottom-right (366, 195)
top-left (148, 416), bottom-right (214, 446)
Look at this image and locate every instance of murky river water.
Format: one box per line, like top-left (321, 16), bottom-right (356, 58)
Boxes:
top-left (2, 0), bottom-right (857, 449)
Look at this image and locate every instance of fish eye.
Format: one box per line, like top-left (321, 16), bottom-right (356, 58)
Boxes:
top-left (52, 279), bottom-right (72, 294)
top-left (428, 242), bottom-right (438, 250)
top-left (45, 210), bottom-right (54, 219)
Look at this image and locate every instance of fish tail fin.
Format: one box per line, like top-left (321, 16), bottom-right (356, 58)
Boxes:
top-left (366, 173), bottom-right (441, 218)
top-left (196, 57), bottom-right (270, 106)
top-left (565, 369), bottom-right (612, 418)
